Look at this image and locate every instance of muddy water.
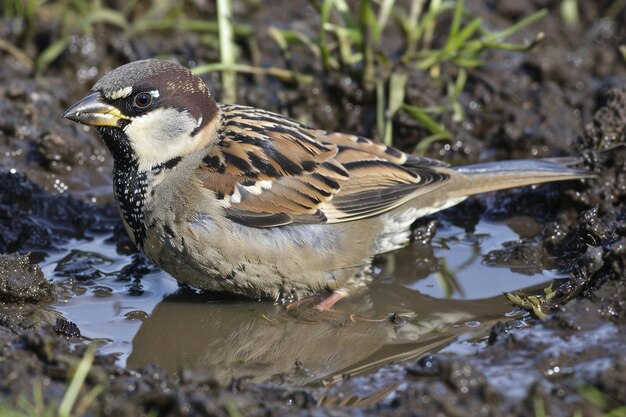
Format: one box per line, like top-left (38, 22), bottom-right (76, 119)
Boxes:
top-left (42, 211), bottom-right (560, 386)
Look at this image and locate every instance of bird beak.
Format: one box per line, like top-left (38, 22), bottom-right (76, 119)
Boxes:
top-left (63, 92), bottom-right (130, 127)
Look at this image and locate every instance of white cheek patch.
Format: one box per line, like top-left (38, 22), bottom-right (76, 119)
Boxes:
top-left (124, 107), bottom-right (200, 171)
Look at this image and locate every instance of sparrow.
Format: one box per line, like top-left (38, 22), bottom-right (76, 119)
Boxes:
top-left (63, 59), bottom-right (592, 304)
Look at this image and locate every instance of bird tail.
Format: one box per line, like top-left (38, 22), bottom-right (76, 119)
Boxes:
top-left (449, 157), bottom-right (594, 198)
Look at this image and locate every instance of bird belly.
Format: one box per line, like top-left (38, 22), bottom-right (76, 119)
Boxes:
top-left (141, 212), bottom-right (375, 301)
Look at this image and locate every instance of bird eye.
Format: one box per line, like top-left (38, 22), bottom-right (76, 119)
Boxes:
top-left (134, 93), bottom-right (152, 108)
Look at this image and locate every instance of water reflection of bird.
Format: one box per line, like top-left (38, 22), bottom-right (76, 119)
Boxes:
top-left (63, 59), bottom-right (592, 305)
top-left (127, 286), bottom-right (510, 386)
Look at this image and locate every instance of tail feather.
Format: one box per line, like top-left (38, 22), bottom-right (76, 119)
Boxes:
top-left (450, 158), bottom-right (594, 198)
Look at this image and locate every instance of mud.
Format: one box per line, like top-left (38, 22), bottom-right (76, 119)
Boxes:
top-left (1, 0), bottom-right (626, 416)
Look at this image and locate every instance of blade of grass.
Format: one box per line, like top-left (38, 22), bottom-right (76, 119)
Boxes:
top-left (74, 384), bottom-right (105, 417)
top-left (226, 401), bottom-right (244, 417)
top-left (449, 68), bottom-right (467, 122)
top-left (452, 57), bottom-right (483, 68)
top-left (360, 0), bottom-right (377, 90)
top-left (328, 25), bottom-right (362, 66)
top-left (268, 28), bottom-right (323, 63)
top-left (606, 0), bottom-right (626, 19)
top-left (331, 0), bottom-right (358, 36)
top-left (35, 37), bottom-right (70, 77)
top-left (404, 0), bottom-right (425, 55)
top-left (376, 78), bottom-right (386, 143)
top-left (268, 26), bottom-right (288, 51)
top-left (421, 0), bottom-right (445, 50)
top-left (449, 0), bottom-right (465, 38)
top-left (217, 0), bottom-right (236, 103)
top-left (469, 34), bottom-right (544, 52)
top-left (445, 17), bottom-right (482, 53)
top-left (402, 103), bottom-right (452, 153)
top-left (76, 8), bottom-right (128, 32)
top-left (533, 397), bottom-right (547, 417)
top-left (192, 63), bottom-right (314, 84)
top-left (33, 379), bottom-right (44, 412)
top-left (560, 0), bottom-right (579, 27)
top-left (319, 0), bottom-right (334, 70)
top-left (605, 407), bottom-right (626, 417)
top-left (383, 71), bottom-right (408, 145)
top-left (434, 259), bottom-right (464, 298)
top-left (130, 18), bottom-right (252, 35)
top-left (376, 0), bottom-right (395, 42)
top-left (58, 346), bottom-right (96, 417)
top-left (402, 105), bottom-right (451, 135)
top-left (0, 39), bottom-right (34, 71)
top-left (402, 1), bottom-right (454, 62)
top-left (414, 133), bottom-right (453, 154)
top-left (482, 8), bottom-right (547, 41)
top-left (388, 72), bottom-right (408, 115)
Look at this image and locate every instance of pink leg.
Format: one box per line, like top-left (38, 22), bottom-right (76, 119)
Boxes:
top-left (313, 289), bottom-right (349, 311)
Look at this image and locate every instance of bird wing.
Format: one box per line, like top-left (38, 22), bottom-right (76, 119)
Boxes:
top-left (196, 104), bottom-right (451, 227)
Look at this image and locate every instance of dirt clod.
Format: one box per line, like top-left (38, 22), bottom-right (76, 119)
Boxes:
top-left (0, 252), bottom-right (53, 303)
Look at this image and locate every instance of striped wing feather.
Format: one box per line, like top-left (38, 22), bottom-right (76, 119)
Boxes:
top-left (196, 104), bottom-right (450, 227)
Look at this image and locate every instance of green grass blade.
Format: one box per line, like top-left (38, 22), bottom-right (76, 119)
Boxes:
top-left (332, 0), bottom-right (359, 35)
top-left (414, 133), bottom-right (453, 154)
top-left (388, 72), bottom-right (408, 115)
top-left (77, 8), bottom-right (128, 32)
top-left (402, 103), bottom-right (452, 138)
top-left (268, 28), bottom-right (321, 59)
top-left (74, 384), bottom-right (105, 416)
top-left (58, 346), bottom-right (96, 417)
top-left (382, 72), bottom-right (409, 145)
top-left (484, 8), bottom-right (547, 41)
top-left (452, 57), bottom-right (483, 68)
top-left (560, 0), bottom-right (579, 27)
top-left (192, 63), bottom-right (313, 84)
top-left (445, 17), bottom-right (481, 53)
top-left (319, 0), bottom-right (334, 70)
top-left (130, 18), bottom-right (251, 35)
top-left (376, 79), bottom-right (386, 143)
top-left (268, 27), bottom-right (288, 51)
top-left (449, 0), bottom-right (465, 38)
top-left (377, 0), bottom-right (395, 41)
top-left (35, 37), bottom-right (70, 76)
top-left (360, 0), bottom-right (380, 43)
top-left (217, 0), bottom-right (236, 103)
top-left (359, 0), bottom-right (377, 89)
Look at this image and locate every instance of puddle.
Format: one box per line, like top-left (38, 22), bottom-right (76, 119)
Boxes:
top-left (378, 217), bottom-right (559, 300)
top-left (40, 237), bottom-right (179, 359)
top-left (40, 213), bottom-right (560, 386)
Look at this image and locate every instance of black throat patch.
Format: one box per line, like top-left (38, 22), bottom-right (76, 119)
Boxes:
top-left (97, 126), bottom-right (149, 248)
top-left (113, 161), bottom-right (148, 249)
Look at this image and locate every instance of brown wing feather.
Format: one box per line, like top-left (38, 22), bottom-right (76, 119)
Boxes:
top-left (196, 104), bottom-right (450, 227)
top-left (320, 132), bottom-right (449, 168)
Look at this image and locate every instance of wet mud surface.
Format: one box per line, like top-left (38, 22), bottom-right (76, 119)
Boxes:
top-left (1, 0), bottom-right (626, 416)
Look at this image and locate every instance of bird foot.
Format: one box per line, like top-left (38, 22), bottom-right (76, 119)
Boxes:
top-left (284, 289), bottom-right (349, 311)
top-left (313, 289), bottom-right (349, 311)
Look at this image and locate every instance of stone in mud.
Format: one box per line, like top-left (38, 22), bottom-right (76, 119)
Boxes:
top-left (54, 318), bottom-right (81, 338)
top-left (0, 252), bottom-right (54, 303)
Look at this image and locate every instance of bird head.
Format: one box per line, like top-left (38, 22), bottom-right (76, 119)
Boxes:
top-left (63, 59), bottom-right (219, 170)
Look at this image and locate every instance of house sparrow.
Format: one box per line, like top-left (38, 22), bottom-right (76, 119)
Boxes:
top-left (63, 59), bottom-right (591, 304)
